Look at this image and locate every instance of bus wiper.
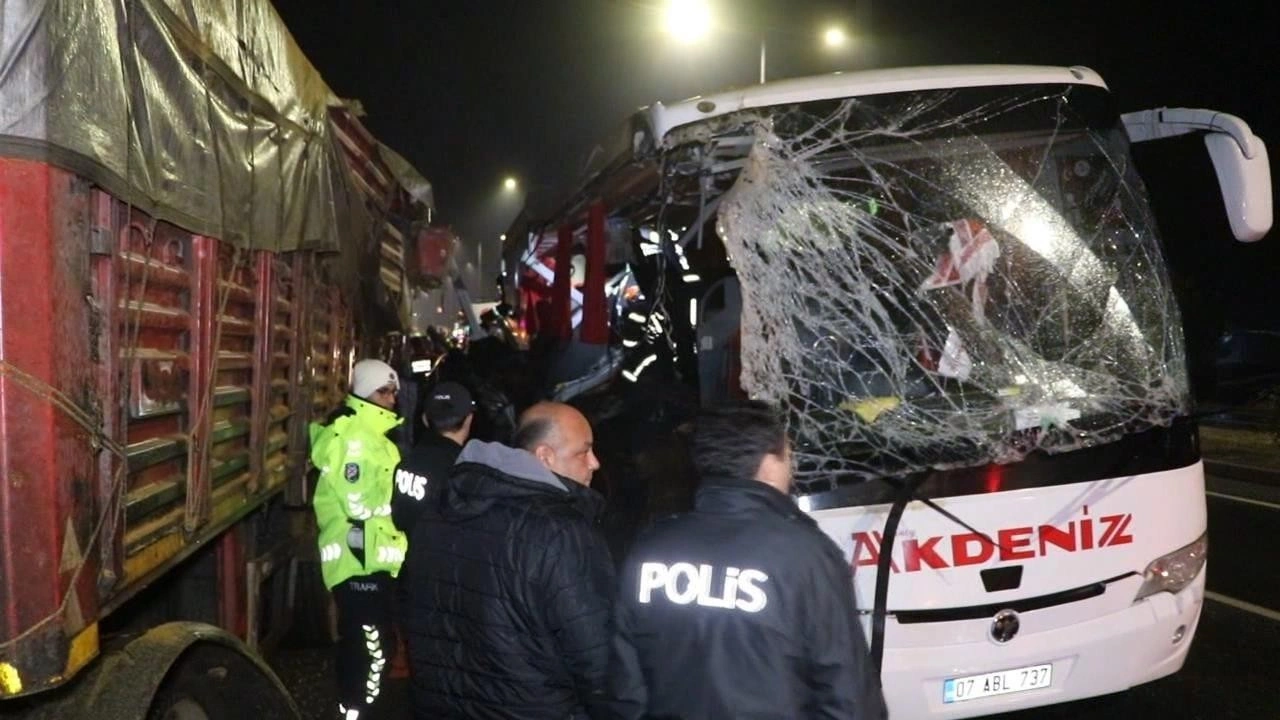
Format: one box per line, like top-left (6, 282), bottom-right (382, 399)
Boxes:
top-left (868, 474), bottom-right (1013, 675)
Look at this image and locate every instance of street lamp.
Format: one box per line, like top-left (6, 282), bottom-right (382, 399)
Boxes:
top-left (664, 0), bottom-right (712, 44)
top-left (661, 3), bottom-right (851, 85)
top-left (503, 176), bottom-right (518, 192)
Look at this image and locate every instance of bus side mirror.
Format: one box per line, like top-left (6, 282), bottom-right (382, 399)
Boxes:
top-left (1204, 132), bottom-right (1271, 242)
top-left (1123, 107), bottom-right (1273, 242)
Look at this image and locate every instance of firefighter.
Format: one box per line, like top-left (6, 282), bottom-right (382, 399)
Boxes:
top-left (310, 358), bottom-right (410, 720)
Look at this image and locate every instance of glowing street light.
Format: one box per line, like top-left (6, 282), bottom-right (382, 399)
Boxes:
top-left (664, 0), bottom-right (712, 44)
top-left (661, 2), bottom-right (852, 84)
top-left (503, 176), bottom-right (518, 192)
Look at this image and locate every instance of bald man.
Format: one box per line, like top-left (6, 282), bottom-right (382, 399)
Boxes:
top-left (513, 401), bottom-right (601, 486)
top-left (401, 403), bottom-right (613, 720)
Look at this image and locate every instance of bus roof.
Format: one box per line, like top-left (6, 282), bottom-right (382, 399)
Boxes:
top-left (645, 65), bottom-right (1108, 142)
top-left (510, 65), bottom-right (1109, 247)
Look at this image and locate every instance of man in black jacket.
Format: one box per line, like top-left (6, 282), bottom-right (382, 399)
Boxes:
top-left (391, 381), bottom-right (474, 542)
top-left (401, 402), bottom-right (613, 719)
top-left (610, 401), bottom-right (888, 719)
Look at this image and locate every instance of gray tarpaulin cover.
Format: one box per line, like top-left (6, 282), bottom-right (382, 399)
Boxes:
top-left (0, 0), bottom-right (398, 253)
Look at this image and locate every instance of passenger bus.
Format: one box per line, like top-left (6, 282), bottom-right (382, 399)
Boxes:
top-left (510, 65), bottom-right (1272, 717)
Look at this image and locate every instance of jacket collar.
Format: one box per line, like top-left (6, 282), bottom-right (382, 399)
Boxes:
top-left (447, 440), bottom-right (605, 522)
top-left (694, 475), bottom-right (806, 522)
top-left (457, 440), bottom-right (565, 490)
top-left (564, 479), bottom-right (606, 522)
top-left (345, 394), bottom-right (402, 435)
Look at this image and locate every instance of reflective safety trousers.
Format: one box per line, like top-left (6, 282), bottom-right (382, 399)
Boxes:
top-left (311, 396), bottom-right (408, 589)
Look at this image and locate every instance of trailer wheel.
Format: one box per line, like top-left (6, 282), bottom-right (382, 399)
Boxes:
top-left (146, 642), bottom-right (295, 720)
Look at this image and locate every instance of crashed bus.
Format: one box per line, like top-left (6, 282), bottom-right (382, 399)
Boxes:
top-left (509, 65), bottom-right (1272, 718)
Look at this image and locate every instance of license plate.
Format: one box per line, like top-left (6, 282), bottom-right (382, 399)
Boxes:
top-left (943, 663), bottom-right (1053, 704)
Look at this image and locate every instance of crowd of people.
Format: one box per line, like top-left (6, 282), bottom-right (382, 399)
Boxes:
top-left (309, 357), bottom-right (888, 720)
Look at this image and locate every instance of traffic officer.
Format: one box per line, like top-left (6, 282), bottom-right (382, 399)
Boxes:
top-left (390, 381), bottom-right (474, 542)
top-left (609, 400), bottom-right (888, 719)
top-left (310, 358), bottom-right (409, 720)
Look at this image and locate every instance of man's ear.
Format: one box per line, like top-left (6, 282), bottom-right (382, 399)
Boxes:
top-left (533, 444), bottom-right (555, 468)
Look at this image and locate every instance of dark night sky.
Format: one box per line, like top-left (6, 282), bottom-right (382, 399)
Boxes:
top-left (273, 0), bottom-right (1280, 342)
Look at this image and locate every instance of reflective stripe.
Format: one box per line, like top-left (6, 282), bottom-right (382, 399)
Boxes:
top-left (376, 546), bottom-right (404, 564)
top-left (320, 543), bottom-right (343, 562)
top-left (359, 623), bottom-right (384, 705)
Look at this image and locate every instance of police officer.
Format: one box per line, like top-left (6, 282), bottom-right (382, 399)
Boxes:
top-left (610, 400), bottom-right (888, 719)
top-left (310, 359), bottom-right (410, 720)
top-left (391, 381), bottom-right (474, 542)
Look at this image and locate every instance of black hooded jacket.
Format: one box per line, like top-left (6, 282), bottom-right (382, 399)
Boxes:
top-left (402, 440), bottom-right (614, 719)
top-left (609, 476), bottom-right (888, 720)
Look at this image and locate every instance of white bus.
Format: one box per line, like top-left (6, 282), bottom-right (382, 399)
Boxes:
top-left (514, 65), bottom-right (1271, 718)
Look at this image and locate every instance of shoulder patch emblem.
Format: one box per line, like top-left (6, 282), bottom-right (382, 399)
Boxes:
top-left (344, 462), bottom-right (361, 482)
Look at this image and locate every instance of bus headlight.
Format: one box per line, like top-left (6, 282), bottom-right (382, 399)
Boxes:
top-left (1134, 532), bottom-right (1207, 601)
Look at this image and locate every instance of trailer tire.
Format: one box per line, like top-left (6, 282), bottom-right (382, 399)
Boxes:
top-left (147, 642), bottom-right (293, 720)
top-left (18, 623), bottom-right (300, 720)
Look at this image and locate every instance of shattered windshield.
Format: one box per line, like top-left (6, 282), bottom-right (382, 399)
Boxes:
top-left (707, 84), bottom-right (1187, 490)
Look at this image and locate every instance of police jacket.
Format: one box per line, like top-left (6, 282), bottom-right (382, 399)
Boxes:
top-left (309, 395), bottom-right (409, 589)
top-left (402, 440), bottom-right (614, 720)
top-left (390, 431), bottom-right (462, 544)
top-left (610, 476), bottom-right (888, 720)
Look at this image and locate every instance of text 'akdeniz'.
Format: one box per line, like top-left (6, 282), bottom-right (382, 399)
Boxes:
top-left (637, 562), bottom-right (769, 613)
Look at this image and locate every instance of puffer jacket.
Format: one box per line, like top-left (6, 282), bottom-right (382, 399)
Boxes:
top-left (402, 440), bottom-right (614, 720)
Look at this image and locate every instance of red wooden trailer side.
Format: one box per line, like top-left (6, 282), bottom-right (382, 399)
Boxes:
top-left (0, 2), bottom-right (435, 716)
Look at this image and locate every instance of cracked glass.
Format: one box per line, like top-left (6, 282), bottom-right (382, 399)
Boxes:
top-left (668, 83), bottom-right (1188, 491)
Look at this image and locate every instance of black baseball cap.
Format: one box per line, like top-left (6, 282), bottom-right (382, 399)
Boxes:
top-left (425, 382), bottom-right (475, 423)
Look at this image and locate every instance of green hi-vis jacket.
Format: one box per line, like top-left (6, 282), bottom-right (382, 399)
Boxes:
top-left (310, 395), bottom-right (409, 589)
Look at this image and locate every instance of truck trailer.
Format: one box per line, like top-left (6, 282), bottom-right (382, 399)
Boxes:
top-left (0, 1), bottom-right (442, 717)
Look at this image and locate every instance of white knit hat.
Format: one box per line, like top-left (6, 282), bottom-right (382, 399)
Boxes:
top-left (350, 359), bottom-right (399, 399)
